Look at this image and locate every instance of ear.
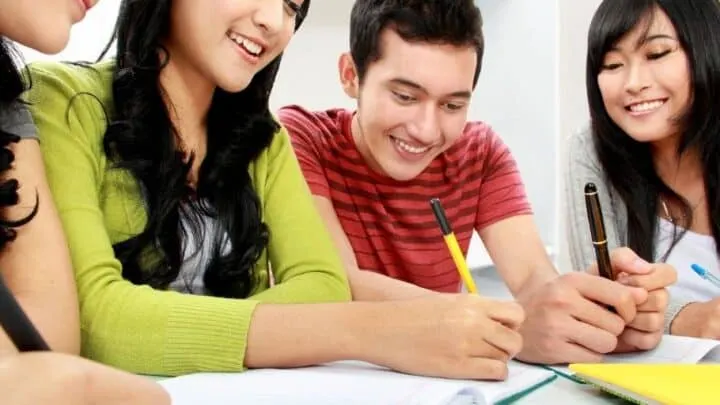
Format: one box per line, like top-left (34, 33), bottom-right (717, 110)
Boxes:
top-left (338, 52), bottom-right (360, 99)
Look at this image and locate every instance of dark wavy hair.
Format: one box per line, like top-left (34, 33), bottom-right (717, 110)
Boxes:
top-left (0, 39), bottom-right (39, 251)
top-left (349, 0), bottom-right (484, 87)
top-left (99, 0), bottom-right (310, 298)
top-left (586, 0), bottom-right (720, 261)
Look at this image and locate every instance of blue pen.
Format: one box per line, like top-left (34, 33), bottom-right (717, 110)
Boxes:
top-left (691, 264), bottom-right (720, 289)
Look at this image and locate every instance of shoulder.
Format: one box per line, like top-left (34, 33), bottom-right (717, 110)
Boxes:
top-left (566, 124), bottom-right (599, 161)
top-left (277, 105), bottom-right (349, 143)
top-left (25, 60), bottom-right (114, 105)
top-left (23, 60), bottom-right (115, 143)
top-left (447, 121), bottom-right (514, 166)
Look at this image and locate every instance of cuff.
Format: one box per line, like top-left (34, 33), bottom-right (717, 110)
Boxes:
top-left (664, 296), bottom-right (695, 334)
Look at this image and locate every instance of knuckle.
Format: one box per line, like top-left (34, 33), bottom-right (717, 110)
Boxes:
top-left (635, 332), bottom-right (662, 350)
top-left (487, 361), bottom-right (508, 380)
top-left (653, 289), bottom-right (669, 310)
top-left (646, 313), bottom-right (664, 332)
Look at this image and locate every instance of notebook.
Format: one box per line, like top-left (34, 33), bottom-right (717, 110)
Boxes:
top-left (569, 363), bottom-right (720, 405)
top-left (547, 335), bottom-right (720, 382)
top-left (158, 360), bottom-right (557, 405)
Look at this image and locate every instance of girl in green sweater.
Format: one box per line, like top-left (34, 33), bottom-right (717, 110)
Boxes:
top-left (27, 0), bottom-right (525, 380)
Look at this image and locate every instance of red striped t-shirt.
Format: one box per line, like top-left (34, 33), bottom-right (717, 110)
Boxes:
top-left (279, 105), bottom-right (532, 292)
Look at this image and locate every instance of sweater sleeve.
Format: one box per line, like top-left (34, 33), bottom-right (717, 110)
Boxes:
top-left (564, 127), bottom-right (622, 271)
top-left (249, 126), bottom-right (351, 303)
top-left (24, 62), bottom-right (347, 376)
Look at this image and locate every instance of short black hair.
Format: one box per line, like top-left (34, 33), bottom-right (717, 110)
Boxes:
top-left (349, 0), bottom-right (484, 87)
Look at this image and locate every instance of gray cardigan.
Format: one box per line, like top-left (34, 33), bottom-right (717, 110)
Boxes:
top-left (564, 127), bottom-right (692, 334)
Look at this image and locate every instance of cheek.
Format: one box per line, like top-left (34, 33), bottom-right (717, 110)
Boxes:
top-left (597, 75), bottom-right (623, 114)
top-left (441, 118), bottom-right (468, 144)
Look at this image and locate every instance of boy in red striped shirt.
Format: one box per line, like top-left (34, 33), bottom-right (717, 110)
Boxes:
top-left (279, 0), bottom-right (674, 365)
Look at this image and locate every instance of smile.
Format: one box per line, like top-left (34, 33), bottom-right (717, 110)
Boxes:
top-left (625, 99), bottom-right (667, 114)
top-left (390, 136), bottom-right (432, 154)
top-left (227, 31), bottom-right (265, 57)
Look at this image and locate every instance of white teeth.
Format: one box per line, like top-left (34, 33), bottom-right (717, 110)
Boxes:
top-left (228, 32), bottom-right (263, 56)
top-left (392, 137), bottom-right (430, 154)
top-left (629, 100), bottom-right (665, 113)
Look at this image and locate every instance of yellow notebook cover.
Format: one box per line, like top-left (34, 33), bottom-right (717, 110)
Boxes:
top-left (569, 363), bottom-right (720, 405)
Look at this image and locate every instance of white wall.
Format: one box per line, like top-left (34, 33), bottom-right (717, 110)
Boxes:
top-left (555, 0), bottom-right (602, 272)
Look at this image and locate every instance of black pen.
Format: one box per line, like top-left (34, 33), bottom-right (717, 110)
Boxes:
top-left (584, 183), bottom-right (614, 280)
top-left (0, 275), bottom-right (50, 351)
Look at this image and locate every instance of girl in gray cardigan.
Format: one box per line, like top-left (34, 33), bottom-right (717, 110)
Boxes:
top-left (566, 0), bottom-right (720, 338)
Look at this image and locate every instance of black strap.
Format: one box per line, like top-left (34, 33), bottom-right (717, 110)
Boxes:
top-left (0, 274), bottom-right (49, 351)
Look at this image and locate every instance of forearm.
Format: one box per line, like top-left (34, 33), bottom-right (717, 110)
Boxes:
top-left (244, 300), bottom-right (400, 368)
top-left (513, 262), bottom-right (559, 303)
top-left (348, 269), bottom-right (437, 301)
top-left (1, 352), bottom-right (170, 405)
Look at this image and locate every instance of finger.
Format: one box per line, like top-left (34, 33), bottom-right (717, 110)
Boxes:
top-left (485, 300), bottom-right (525, 329)
top-left (478, 322), bottom-right (523, 360)
top-left (609, 247), bottom-right (653, 275)
top-left (458, 358), bottom-right (509, 381)
top-left (617, 328), bottom-right (663, 351)
top-left (567, 317), bottom-right (619, 354)
top-left (570, 293), bottom-right (626, 336)
top-left (628, 311), bottom-right (665, 333)
top-left (617, 265), bottom-right (677, 291)
top-left (636, 289), bottom-right (669, 312)
top-left (570, 274), bottom-right (645, 323)
top-left (545, 341), bottom-right (604, 365)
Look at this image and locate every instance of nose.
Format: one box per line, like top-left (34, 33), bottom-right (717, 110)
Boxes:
top-left (624, 62), bottom-right (651, 94)
top-left (407, 105), bottom-right (442, 145)
top-left (253, 0), bottom-right (286, 34)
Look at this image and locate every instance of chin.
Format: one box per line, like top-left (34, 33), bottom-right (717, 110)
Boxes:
top-left (216, 73), bottom-right (255, 94)
top-left (21, 35), bottom-right (70, 55)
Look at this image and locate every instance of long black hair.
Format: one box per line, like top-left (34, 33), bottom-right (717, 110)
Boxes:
top-left (100, 0), bottom-right (310, 298)
top-left (0, 39), bottom-right (39, 250)
top-left (586, 0), bottom-right (720, 261)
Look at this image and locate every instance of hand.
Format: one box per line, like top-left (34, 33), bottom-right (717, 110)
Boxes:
top-left (599, 248), bottom-right (676, 352)
top-left (0, 352), bottom-right (170, 405)
top-left (671, 298), bottom-right (720, 339)
top-left (367, 294), bottom-right (524, 380)
top-left (515, 271), bottom-right (647, 364)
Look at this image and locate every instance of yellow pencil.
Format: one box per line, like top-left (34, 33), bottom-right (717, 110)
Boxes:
top-left (429, 198), bottom-right (478, 294)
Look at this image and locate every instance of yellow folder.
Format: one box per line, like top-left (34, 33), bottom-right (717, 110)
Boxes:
top-left (569, 363), bottom-right (720, 405)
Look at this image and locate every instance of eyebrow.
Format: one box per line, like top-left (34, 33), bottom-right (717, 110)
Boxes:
top-left (389, 78), bottom-right (472, 99)
top-left (610, 34), bottom-right (677, 51)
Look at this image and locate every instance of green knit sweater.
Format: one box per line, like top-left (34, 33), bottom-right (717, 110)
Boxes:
top-left (24, 60), bottom-right (351, 376)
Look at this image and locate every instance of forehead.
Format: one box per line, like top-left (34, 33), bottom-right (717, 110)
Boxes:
top-left (365, 28), bottom-right (477, 94)
top-left (615, 8), bottom-right (678, 49)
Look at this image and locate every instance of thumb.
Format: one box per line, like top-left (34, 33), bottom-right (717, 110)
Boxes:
top-left (611, 247), bottom-right (653, 275)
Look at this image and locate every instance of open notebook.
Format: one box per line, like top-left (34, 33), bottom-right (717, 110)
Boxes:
top-left (569, 363), bottom-right (720, 405)
top-left (158, 360), bottom-right (556, 405)
top-left (547, 335), bottom-right (720, 382)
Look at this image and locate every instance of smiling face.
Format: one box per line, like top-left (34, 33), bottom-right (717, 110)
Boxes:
top-left (0, 0), bottom-right (98, 54)
top-left (597, 7), bottom-right (691, 145)
top-left (340, 28), bottom-right (477, 182)
top-left (164, 0), bottom-right (303, 93)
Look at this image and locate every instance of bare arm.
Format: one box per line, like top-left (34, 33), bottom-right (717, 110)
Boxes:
top-left (0, 139), bottom-right (79, 354)
top-left (0, 352), bottom-right (170, 405)
top-left (312, 196), bottom-right (436, 301)
top-left (479, 215), bottom-right (558, 299)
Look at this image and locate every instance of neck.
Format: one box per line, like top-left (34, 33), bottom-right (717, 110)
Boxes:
top-left (158, 53), bottom-right (214, 186)
top-left (351, 112), bottom-right (384, 175)
top-left (651, 137), bottom-right (703, 188)
top-left (158, 54), bottom-right (214, 151)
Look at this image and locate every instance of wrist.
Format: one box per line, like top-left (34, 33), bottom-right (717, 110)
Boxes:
top-left (668, 301), bottom-right (699, 335)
